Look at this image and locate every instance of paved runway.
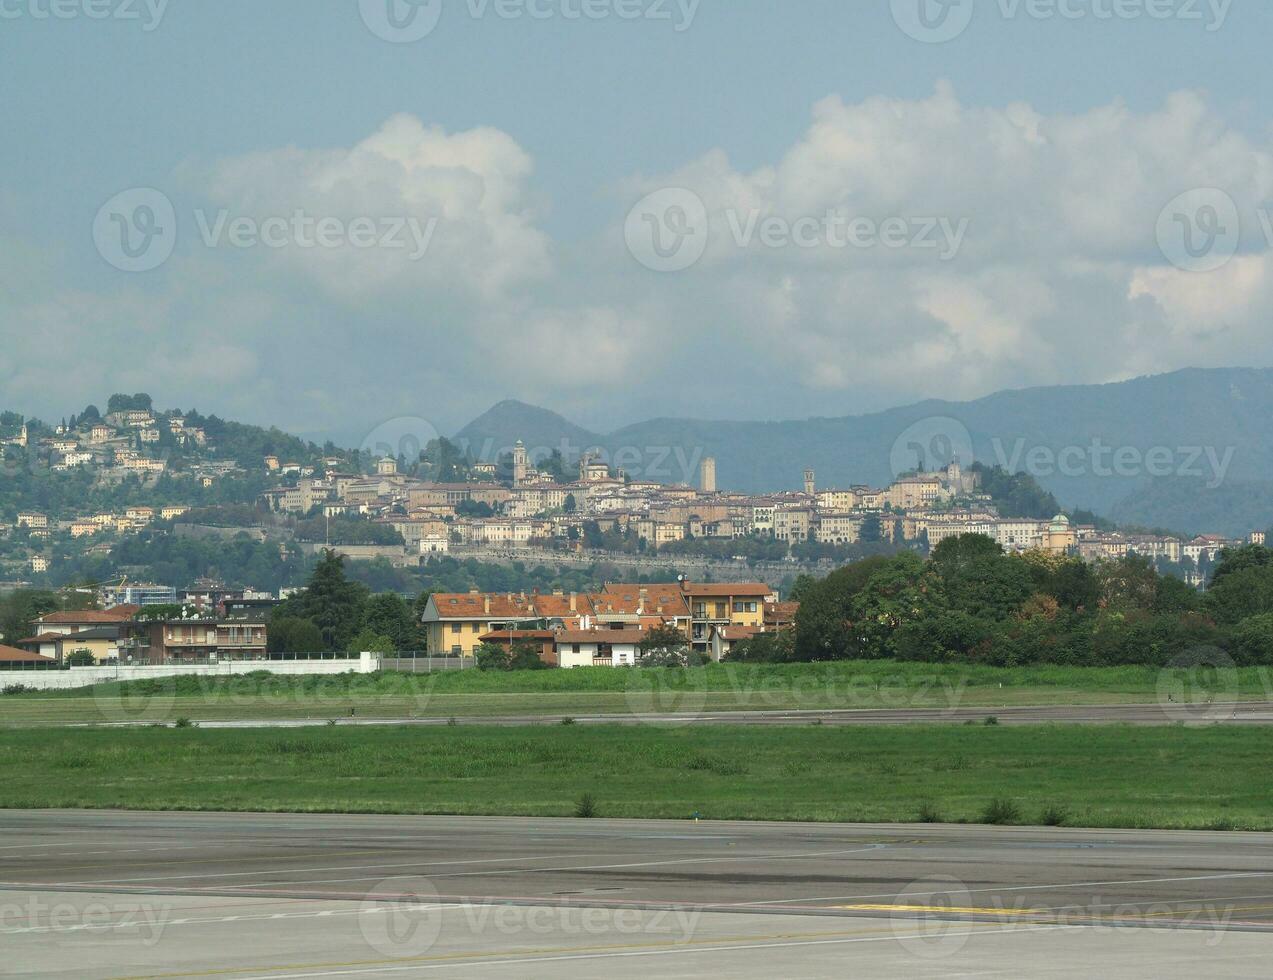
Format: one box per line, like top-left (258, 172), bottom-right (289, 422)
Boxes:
top-left (3, 811), bottom-right (1272, 977)
top-left (125, 699), bottom-right (1273, 729)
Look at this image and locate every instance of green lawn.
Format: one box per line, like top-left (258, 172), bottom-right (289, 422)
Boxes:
top-left (3, 724), bottom-right (1271, 830)
top-left (2, 660), bottom-right (1266, 726)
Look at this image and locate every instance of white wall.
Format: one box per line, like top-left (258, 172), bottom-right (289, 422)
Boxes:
top-left (0, 654), bottom-right (380, 691)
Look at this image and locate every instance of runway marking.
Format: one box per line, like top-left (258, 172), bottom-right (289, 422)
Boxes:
top-left (839, 904), bottom-right (1044, 916)
top-left (51, 852), bottom-right (574, 885)
top-left (736, 871), bottom-right (1273, 907)
top-left (52, 843), bottom-right (888, 888)
top-left (107, 921), bottom-right (1084, 979)
top-left (196, 844), bottom-right (892, 892)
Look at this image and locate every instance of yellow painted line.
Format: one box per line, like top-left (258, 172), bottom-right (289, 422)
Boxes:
top-left (109, 921), bottom-right (990, 979)
top-left (838, 904), bottom-right (1043, 916)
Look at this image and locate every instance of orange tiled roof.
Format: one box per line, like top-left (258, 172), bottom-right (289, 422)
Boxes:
top-left (0, 645), bottom-right (54, 663)
top-left (37, 605), bottom-right (140, 625)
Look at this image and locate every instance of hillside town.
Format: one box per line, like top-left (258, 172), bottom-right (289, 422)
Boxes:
top-left (0, 399), bottom-right (1263, 593)
top-left (264, 441), bottom-right (1260, 588)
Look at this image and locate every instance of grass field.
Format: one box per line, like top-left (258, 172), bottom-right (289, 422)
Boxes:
top-left (1, 660), bottom-right (1266, 726)
top-left (1, 724), bottom-right (1269, 830)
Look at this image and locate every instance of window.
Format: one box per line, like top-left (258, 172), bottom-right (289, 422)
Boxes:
top-left (451, 623), bottom-right (461, 634)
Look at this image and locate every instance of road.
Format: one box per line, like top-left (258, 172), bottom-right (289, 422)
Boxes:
top-left (3, 810), bottom-right (1272, 977)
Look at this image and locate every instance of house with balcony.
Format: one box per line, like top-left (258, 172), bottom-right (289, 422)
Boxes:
top-left (681, 582), bottom-right (775, 655)
top-left (135, 619), bottom-right (268, 662)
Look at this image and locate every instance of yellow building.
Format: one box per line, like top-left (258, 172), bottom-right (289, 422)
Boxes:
top-left (1041, 514), bottom-right (1078, 555)
top-left (681, 582), bottom-right (776, 655)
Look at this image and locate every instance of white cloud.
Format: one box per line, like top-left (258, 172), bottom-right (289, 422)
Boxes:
top-left (198, 113), bottom-right (552, 300)
top-left (9, 90), bottom-right (1273, 437)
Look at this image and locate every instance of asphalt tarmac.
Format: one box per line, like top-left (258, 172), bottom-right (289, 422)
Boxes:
top-left (182, 699), bottom-right (1273, 728)
top-left (3, 810), bottom-right (1272, 977)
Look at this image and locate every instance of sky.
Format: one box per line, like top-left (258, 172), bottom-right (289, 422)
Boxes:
top-left (2, 0), bottom-right (1272, 447)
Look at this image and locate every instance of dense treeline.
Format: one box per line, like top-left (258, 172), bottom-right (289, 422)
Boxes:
top-left (734, 535), bottom-right (1273, 667)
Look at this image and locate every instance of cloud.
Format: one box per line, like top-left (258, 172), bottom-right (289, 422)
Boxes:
top-left (614, 83), bottom-right (1273, 406)
top-left (197, 113), bottom-right (552, 300)
top-left (9, 89), bottom-right (1273, 439)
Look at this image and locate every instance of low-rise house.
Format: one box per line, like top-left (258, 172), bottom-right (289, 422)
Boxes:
top-left (708, 624), bottom-right (766, 662)
top-left (0, 645), bottom-right (56, 668)
top-left (554, 629), bottom-right (646, 668)
top-left (136, 619), bottom-right (268, 663)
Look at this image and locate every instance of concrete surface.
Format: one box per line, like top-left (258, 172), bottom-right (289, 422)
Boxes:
top-left (2, 811), bottom-right (1272, 977)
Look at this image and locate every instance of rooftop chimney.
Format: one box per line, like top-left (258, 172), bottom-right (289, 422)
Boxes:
top-left (483, 596), bottom-right (491, 615)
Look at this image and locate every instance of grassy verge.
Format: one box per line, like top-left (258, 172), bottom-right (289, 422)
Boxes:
top-left (2, 660), bottom-right (1266, 725)
top-left (2, 724), bottom-right (1270, 830)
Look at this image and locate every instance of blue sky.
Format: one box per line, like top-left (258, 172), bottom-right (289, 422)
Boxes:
top-left (3, 1), bottom-right (1271, 443)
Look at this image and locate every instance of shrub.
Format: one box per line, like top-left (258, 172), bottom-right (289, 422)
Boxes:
top-left (983, 716), bottom-right (1000, 726)
top-left (1039, 803), bottom-right (1068, 827)
top-left (574, 793), bottom-right (597, 818)
top-left (560, 717), bottom-right (577, 726)
top-left (980, 798), bottom-right (1022, 825)
top-left (1, 684), bottom-right (35, 695)
top-left (173, 717), bottom-right (196, 728)
top-left (917, 801), bottom-right (944, 823)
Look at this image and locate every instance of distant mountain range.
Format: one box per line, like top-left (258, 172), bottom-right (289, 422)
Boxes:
top-left (453, 368), bottom-right (1273, 537)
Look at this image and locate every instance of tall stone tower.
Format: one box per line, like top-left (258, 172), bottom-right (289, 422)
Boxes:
top-left (512, 440), bottom-right (529, 487)
top-left (700, 457), bottom-right (717, 493)
top-left (804, 468), bottom-right (816, 497)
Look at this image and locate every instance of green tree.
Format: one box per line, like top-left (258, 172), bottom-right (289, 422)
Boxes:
top-left (793, 555), bottom-right (893, 660)
top-left (274, 550), bottom-right (369, 650)
top-left (1230, 613), bottom-right (1273, 665)
top-left (361, 592), bottom-right (418, 650)
top-left (639, 624), bottom-right (692, 666)
top-left (347, 629), bottom-right (395, 654)
top-left (474, 642), bottom-right (512, 671)
top-left (267, 617), bottom-right (324, 653)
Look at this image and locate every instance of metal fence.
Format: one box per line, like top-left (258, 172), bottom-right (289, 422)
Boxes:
top-left (380, 656), bottom-right (470, 673)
